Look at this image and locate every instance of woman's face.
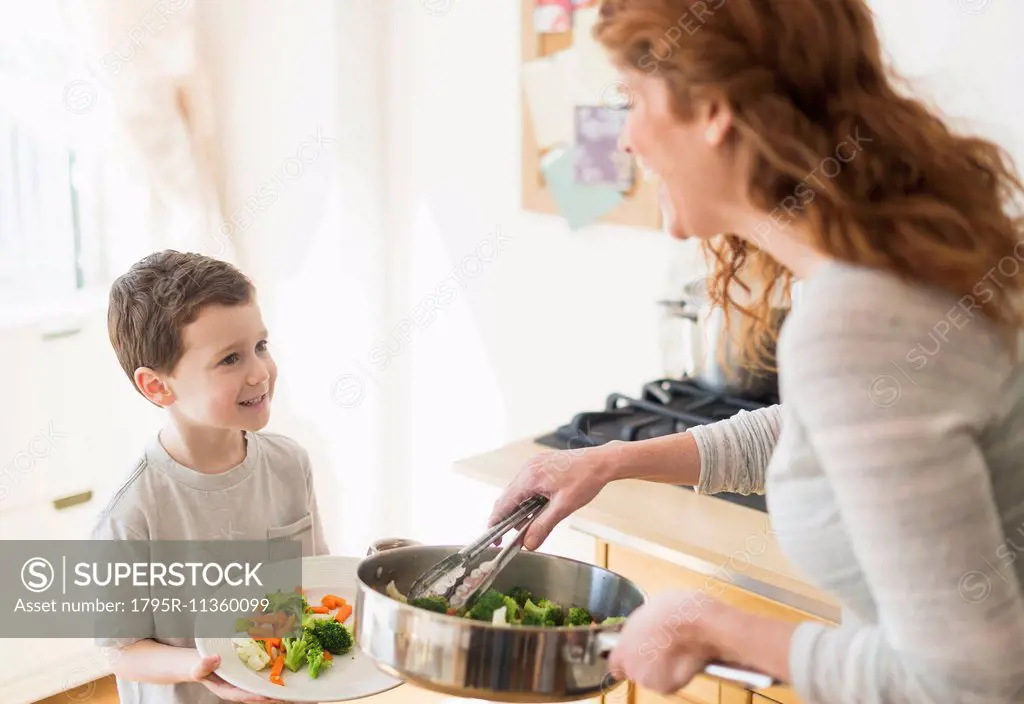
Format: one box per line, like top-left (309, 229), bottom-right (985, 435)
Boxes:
top-left (618, 69), bottom-right (745, 240)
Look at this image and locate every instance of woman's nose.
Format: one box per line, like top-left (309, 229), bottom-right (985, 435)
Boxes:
top-left (618, 129), bottom-right (632, 155)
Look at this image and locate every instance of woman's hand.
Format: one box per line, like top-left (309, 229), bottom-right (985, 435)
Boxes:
top-left (607, 590), bottom-right (726, 695)
top-left (487, 443), bottom-right (625, 551)
top-left (192, 655), bottom-right (285, 702)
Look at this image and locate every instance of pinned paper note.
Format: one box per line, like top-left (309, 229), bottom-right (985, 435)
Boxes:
top-left (573, 5), bottom-right (623, 104)
top-left (521, 49), bottom-right (579, 149)
top-left (534, 0), bottom-right (573, 33)
top-left (541, 147), bottom-right (624, 230)
top-left (574, 106), bottom-right (633, 190)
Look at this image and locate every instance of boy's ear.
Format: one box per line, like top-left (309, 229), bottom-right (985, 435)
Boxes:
top-left (134, 367), bottom-right (175, 407)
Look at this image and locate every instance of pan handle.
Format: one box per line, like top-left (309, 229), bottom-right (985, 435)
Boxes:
top-left (592, 632), bottom-right (776, 691)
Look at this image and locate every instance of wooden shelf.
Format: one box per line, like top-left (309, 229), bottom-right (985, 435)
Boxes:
top-left (520, 0), bottom-right (662, 230)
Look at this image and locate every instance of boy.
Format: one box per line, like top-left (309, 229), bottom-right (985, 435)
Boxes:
top-left (92, 249), bottom-right (329, 703)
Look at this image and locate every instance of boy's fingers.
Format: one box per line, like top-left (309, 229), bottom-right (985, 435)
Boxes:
top-left (191, 654), bottom-right (220, 680)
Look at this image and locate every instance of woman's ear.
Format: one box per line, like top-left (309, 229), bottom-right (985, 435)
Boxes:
top-left (701, 91), bottom-right (734, 147)
top-left (135, 367), bottom-right (174, 407)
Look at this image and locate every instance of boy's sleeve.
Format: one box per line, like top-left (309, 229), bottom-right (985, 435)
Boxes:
top-left (301, 449), bottom-right (332, 556)
top-left (91, 513), bottom-right (153, 650)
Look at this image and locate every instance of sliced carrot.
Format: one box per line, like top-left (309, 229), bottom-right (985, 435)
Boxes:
top-left (309, 605), bottom-right (329, 614)
top-left (335, 603), bottom-right (353, 623)
top-left (322, 594), bottom-right (346, 609)
top-left (323, 651), bottom-right (333, 661)
top-left (256, 637), bottom-right (282, 652)
top-left (269, 654), bottom-right (285, 685)
top-left (446, 607), bottom-right (457, 616)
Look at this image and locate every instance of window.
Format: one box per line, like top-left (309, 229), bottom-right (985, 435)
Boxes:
top-left (0, 109), bottom-right (84, 302)
top-left (0, 2), bottom-right (89, 306)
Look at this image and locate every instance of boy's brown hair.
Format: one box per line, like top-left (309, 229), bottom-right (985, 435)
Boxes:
top-left (107, 250), bottom-right (255, 390)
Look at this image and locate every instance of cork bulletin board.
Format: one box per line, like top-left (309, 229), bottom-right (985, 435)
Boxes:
top-left (520, 0), bottom-right (663, 230)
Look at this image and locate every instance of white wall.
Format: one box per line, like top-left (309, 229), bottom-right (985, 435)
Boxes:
top-left (866, 0), bottom-right (1024, 164)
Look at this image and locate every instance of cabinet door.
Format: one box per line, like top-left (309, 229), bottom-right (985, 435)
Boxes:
top-left (721, 683), bottom-right (753, 704)
top-left (635, 685), bottom-right (720, 704)
top-left (753, 694), bottom-right (783, 704)
top-left (751, 686), bottom-right (800, 704)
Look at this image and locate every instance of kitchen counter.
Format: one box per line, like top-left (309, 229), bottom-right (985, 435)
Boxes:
top-left (453, 437), bottom-right (841, 624)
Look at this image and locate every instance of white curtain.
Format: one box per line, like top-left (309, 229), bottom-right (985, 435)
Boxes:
top-left (60, 0), bottom-right (236, 279)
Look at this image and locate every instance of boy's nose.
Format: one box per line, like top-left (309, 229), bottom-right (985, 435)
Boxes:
top-left (248, 359), bottom-right (271, 386)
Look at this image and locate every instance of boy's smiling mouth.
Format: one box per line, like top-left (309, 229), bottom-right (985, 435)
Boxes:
top-left (238, 392), bottom-right (268, 408)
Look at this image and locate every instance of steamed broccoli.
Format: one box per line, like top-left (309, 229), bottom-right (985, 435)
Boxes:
top-left (305, 618), bottom-right (354, 655)
top-left (410, 595), bottom-right (450, 614)
top-left (602, 616), bottom-right (627, 626)
top-left (522, 598), bottom-right (559, 627)
top-left (567, 607), bottom-right (593, 626)
top-left (507, 586), bottom-right (533, 607)
top-left (502, 595), bottom-right (521, 623)
top-left (466, 589), bottom-right (507, 622)
top-left (307, 643), bottom-right (330, 679)
top-left (537, 599), bottom-right (564, 626)
top-left (281, 636), bottom-right (309, 672)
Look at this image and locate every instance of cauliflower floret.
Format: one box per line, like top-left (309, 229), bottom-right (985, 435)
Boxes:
top-left (385, 580), bottom-right (408, 603)
top-left (233, 637), bottom-right (271, 671)
top-left (491, 605), bottom-right (508, 626)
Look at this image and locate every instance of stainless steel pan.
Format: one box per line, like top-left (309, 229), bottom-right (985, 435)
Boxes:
top-left (354, 540), bottom-right (774, 702)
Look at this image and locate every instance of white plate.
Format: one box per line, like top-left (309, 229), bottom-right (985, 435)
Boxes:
top-left (195, 556), bottom-right (403, 702)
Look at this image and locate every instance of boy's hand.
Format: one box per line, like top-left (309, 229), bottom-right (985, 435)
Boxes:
top-left (192, 654), bottom-right (286, 702)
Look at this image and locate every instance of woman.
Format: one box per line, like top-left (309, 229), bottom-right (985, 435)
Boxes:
top-left (490, 1), bottom-right (1024, 701)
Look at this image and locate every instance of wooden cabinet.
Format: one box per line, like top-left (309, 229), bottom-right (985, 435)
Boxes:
top-left (753, 695), bottom-right (783, 704)
top-left (634, 686), bottom-right (719, 704)
top-left (720, 683), bottom-right (753, 704)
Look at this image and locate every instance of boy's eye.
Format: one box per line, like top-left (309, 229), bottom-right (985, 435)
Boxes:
top-left (221, 353), bottom-right (240, 366)
top-left (256, 340), bottom-right (268, 353)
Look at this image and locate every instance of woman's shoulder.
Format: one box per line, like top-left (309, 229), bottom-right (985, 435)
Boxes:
top-left (778, 259), bottom-right (1018, 411)
top-left (784, 259), bottom-right (1011, 360)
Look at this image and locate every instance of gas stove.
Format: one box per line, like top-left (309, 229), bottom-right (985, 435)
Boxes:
top-left (534, 378), bottom-right (778, 513)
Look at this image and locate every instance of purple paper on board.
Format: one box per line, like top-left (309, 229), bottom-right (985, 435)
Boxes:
top-left (573, 106), bottom-right (634, 190)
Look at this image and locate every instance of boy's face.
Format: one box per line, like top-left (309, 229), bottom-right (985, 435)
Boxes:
top-left (162, 301), bottom-right (276, 432)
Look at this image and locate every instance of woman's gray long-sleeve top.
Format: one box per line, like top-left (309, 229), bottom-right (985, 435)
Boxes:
top-left (687, 261), bottom-right (1024, 703)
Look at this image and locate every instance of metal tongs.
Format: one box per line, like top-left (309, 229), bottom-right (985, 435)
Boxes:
top-left (407, 495), bottom-right (549, 610)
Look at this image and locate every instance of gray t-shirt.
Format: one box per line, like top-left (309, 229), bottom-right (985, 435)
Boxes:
top-left (91, 430), bottom-right (330, 704)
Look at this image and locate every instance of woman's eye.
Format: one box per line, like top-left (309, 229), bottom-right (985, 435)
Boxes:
top-left (221, 353), bottom-right (240, 366)
top-left (256, 340), bottom-right (268, 353)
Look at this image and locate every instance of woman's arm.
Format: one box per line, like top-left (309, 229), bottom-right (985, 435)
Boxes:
top-left (608, 404), bottom-right (782, 490)
top-left (490, 400), bottom-right (782, 549)
top-left (688, 405), bottom-right (782, 494)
